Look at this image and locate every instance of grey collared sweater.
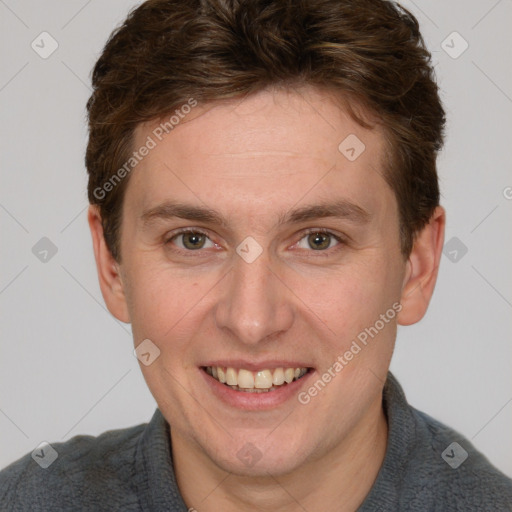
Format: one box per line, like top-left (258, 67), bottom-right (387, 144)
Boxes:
top-left (1, 373), bottom-right (512, 511)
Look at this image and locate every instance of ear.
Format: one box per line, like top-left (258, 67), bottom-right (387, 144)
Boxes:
top-left (87, 205), bottom-right (131, 323)
top-left (397, 206), bottom-right (445, 326)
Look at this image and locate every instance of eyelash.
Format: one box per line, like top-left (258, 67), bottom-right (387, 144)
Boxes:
top-left (164, 228), bottom-right (346, 256)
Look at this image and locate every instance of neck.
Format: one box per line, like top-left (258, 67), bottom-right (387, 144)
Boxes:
top-left (172, 394), bottom-right (388, 512)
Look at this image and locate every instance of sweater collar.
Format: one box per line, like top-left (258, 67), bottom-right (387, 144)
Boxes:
top-left (358, 371), bottom-right (417, 511)
top-left (135, 406), bottom-right (188, 511)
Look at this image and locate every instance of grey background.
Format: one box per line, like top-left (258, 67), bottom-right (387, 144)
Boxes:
top-left (1, 0), bottom-right (511, 478)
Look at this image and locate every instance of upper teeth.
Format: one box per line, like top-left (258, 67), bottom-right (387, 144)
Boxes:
top-left (205, 366), bottom-right (308, 389)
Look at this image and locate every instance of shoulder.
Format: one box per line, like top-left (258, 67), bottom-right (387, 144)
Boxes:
top-left (406, 406), bottom-right (512, 510)
top-left (0, 421), bottom-right (147, 512)
top-left (367, 373), bottom-right (512, 511)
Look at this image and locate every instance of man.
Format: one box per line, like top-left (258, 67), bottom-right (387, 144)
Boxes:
top-left (1, 0), bottom-right (511, 510)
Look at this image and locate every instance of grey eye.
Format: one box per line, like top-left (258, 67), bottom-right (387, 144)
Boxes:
top-left (307, 232), bottom-right (332, 250)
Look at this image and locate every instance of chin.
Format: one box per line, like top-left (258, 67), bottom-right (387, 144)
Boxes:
top-left (218, 450), bottom-right (307, 478)
top-left (201, 429), bottom-right (313, 478)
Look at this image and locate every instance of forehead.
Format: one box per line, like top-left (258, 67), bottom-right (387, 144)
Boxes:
top-left (126, 87), bottom-right (393, 223)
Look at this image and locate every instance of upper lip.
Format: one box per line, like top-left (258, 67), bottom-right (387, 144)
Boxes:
top-left (201, 360), bottom-right (313, 371)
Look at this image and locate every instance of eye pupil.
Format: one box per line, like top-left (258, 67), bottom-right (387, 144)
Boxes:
top-left (183, 232), bottom-right (206, 250)
top-left (308, 232), bottom-right (330, 250)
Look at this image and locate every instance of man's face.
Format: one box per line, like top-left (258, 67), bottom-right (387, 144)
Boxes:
top-left (117, 87), bottom-right (407, 475)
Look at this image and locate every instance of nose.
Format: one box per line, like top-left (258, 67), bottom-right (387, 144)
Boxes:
top-left (214, 246), bottom-right (294, 346)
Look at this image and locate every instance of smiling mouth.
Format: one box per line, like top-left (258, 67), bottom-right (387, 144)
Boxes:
top-left (202, 366), bottom-right (311, 393)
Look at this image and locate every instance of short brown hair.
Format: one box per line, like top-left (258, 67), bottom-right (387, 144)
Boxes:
top-left (86, 0), bottom-right (446, 262)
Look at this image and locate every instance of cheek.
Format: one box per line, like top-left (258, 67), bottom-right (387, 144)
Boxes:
top-left (126, 264), bottom-right (200, 341)
top-left (315, 254), bottom-right (403, 342)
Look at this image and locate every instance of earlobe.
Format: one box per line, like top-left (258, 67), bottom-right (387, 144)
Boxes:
top-left (87, 205), bottom-right (131, 324)
top-left (397, 206), bottom-right (445, 326)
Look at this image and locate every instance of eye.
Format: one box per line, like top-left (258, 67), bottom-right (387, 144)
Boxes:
top-left (165, 228), bottom-right (344, 255)
top-left (295, 229), bottom-right (343, 252)
top-left (166, 229), bottom-right (216, 251)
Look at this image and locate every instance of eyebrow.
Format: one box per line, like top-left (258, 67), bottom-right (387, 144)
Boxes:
top-left (140, 199), bottom-right (371, 229)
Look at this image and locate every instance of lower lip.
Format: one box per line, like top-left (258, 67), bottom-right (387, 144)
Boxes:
top-left (199, 368), bottom-right (315, 411)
